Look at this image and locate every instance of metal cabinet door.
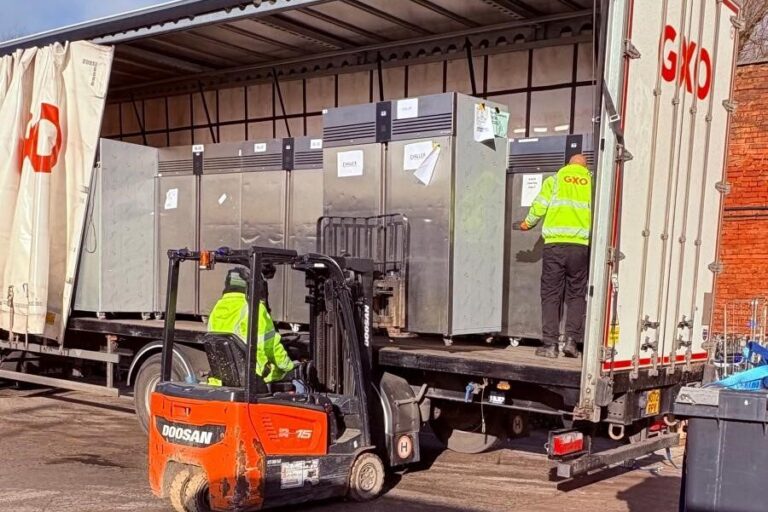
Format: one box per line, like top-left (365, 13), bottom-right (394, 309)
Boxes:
top-left (385, 136), bottom-right (453, 335)
top-left (156, 174), bottom-right (198, 315)
top-left (501, 171), bottom-right (554, 339)
top-left (241, 170), bottom-right (288, 321)
top-left (323, 143), bottom-right (384, 217)
top-left (199, 173), bottom-right (242, 316)
top-left (285, 169), bottom-right (324, 324)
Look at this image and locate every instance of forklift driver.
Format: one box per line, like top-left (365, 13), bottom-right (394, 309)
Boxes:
top-left (207, 266), bottom-right (305, 392)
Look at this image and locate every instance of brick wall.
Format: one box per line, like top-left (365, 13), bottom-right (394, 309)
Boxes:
top-left (712, 62), bottom-right (768, 333)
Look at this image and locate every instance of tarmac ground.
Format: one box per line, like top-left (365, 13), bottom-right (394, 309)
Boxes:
top-left (0, 385), bottom-right (683, 512)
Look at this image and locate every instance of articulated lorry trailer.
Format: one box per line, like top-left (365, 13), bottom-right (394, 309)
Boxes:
top-left (0, 0), bottom-right (740, 478)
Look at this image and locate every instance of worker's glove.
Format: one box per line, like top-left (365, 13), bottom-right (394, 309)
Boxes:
top-left (518, 221), bottom-right (531, 231)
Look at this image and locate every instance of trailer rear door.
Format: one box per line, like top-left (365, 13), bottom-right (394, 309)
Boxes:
top-left (583, 0), bottom-right (739, 404)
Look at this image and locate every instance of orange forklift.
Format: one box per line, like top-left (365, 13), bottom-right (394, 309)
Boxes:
top-left (149, 246), bottom-right (422, 512)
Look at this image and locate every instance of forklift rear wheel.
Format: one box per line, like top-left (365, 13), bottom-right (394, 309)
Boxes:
top-left (183, 471), bottom-right (210, 512)
top-left (169, 468), bottom-right (192, 512)
top-left (347, 452), bottom-right (385, 502)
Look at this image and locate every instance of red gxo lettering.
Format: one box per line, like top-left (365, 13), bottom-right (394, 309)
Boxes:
top-left (564, 176), bottom-right (588, 185)
top-left (20, 102), bottom-right (63, 173)
top-left (660, 24), bottom-right (712, 100)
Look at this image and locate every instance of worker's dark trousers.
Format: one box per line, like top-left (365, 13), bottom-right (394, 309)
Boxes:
top-left (540, 243), bottom-right (589, 347)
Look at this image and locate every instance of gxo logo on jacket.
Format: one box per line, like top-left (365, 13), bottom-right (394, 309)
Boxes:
top-left (660, 24), bottom-right (712, 100)
top-left (156, 417), bottom-right (226, 448)
top-left (563, 176), bottom-right (589, 185)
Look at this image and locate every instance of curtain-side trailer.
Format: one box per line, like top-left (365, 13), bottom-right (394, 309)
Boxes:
top-left (0, 0), bottom-right (740, 478)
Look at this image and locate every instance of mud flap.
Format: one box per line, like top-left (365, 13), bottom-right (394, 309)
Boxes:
top-left (378, 372), bottom-right (421, 466)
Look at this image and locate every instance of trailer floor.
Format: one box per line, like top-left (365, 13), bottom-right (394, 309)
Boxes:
top-left (0, 384), bottom-right (683, 512)
top-left (70, 317), bottom-right (583, 387)
top-left (377, 337), bottom-right (583, 387)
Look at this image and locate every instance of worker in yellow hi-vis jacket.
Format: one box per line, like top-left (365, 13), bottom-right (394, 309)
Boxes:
top-left (520, 154), bottom-right (591, 359)
top-left (207, 267), bottom-right (300, 388)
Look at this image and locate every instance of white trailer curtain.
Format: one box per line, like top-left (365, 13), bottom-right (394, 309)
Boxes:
top-left (0, 41), bottom-right (113, 341)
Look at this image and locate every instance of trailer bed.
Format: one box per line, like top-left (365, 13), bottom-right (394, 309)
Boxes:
top-left (376, 338), bottom-right (582, 388)
top-left (69, 317), bottom-right (582, 388)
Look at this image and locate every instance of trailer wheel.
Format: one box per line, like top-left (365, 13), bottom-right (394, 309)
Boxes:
top-left (134, 353), bottom-right (186, 433)
top-left (347, 452), bottom-right (385, 502)
top-left (432, 407), bottom-right (507, 454)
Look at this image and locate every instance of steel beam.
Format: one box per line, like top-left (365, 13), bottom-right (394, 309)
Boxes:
top-left (0, 0), bottom-right (331, 52)
top-left (260, 15), bottom-right (355, 49)
top-left (110, 10), bottom-right (591, 95)
top-left (0, 340), bottom-right (121, 364)
top-left (218, 24), bottom-right (306, 54)
top-left (184, 30), bottom-right (275, 61)
top-left (0, 369), bottom-right (120, 397)
top-left (482, 0), bottom-right (542, 19)
top-left (117, 45), bottom-right (212, 73)
top-left (410, 0), bottom-right (480, 28)
top-left (301, 7), bottom-right (391, 43)
top-left (342, 0), bottom-right (433, 35)
top-left (556, 433), bottom-right (680, 478)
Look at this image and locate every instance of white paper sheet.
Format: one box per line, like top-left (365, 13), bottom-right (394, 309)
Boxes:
top-left (310, 138), bottom-right (322, 149)
top-left (164, 188), bottom-right (178, 210)
top-left (403, 140), bottom-right (433, 171)
top-left (337, 150), bottom-right (364, 177)
top-left (396, 98), bottom-right (418, 119)
top-left (254, 142), bottom-right (267, 153)
top-left (473, 103), bottom-right (494, 142)
top-left (414, 145), bottom-right (441, 186)
top-left (520, 174), bottom-right (543, 207)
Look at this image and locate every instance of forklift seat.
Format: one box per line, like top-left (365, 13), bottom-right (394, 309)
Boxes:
top-left (202, 332), bottom-right (266, 393)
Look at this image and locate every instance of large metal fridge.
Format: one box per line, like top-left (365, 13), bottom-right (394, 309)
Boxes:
top-left (284, 136), bottom-right (324, 325)
top-left (240, 138), bottom-right (289, 322)
top-left (501, 134), bottom-right (594, 342)
top-left (322, 101), bottom-right (390, 217)
top-left (156, 144), bottom-right (201, 316)
top-left (385, 93), bottom-right (508, 336)
top-left (197, 141), bottom-right (246, 317)
top-left (75, 139), bottom-right (158, 316)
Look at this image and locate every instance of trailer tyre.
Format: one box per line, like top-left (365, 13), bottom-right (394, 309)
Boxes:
top-left (432, 407), bottom-right (507, 454)
top-left (347, 452), bottom-right (385, 502)
top-left (134, 353), bottom-right (187, 433)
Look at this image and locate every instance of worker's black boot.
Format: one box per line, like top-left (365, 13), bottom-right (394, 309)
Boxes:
top-left (535, 344), bottom-right (558, 359)
top-left (562, 337), bottom-right (580, 358)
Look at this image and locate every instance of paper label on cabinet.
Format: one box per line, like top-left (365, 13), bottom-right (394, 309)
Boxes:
top-left (520, 174), bottom-right (543, 207)
top-left (192, 144), bottom-right (204, 153)
top-left (403, 141), bottom-right (433, 171)
top-left (164, 188), bottom-right (178, 210)
top-left (254, 143), bottom-right (267, 153)
top-left (337, 150), bottom-right (364, 177)
top-left (310, 139), bottom-right (323, 149)
top-left (473, 103), bottom-right (494, 142)
top-left (396, 98), bottom-right (419, 119)
top-left (414, 145), bottom-right (441, 186)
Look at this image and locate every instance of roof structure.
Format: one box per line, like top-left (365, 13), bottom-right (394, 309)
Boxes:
top-left (0, 0), bottom-right (594, 101)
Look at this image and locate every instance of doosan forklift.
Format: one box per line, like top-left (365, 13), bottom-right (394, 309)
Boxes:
top-left (148, 246), bottom-right (422, 511)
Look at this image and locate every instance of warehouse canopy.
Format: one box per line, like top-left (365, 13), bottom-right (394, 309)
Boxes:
top-left (0, 0), bottom-right (593, 101)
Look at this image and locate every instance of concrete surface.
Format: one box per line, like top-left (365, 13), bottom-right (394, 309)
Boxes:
top-left (0, 385), bottom-right (683, 512)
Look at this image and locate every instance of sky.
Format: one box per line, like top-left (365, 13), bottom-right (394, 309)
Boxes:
top-left (0, 0), bottom-right (168, 40)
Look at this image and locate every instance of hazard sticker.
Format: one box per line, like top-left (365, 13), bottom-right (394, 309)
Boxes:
top-left (280, 459), bottom-right (319, 489)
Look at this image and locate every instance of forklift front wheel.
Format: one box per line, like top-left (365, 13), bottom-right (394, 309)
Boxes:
top-left (347, 452), bottom-right (385, 502)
